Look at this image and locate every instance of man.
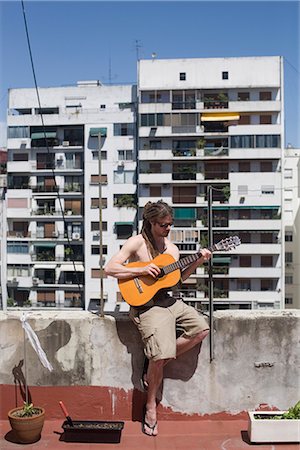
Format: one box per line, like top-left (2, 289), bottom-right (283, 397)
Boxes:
top-left (104, 200), bottom-right (211, 436)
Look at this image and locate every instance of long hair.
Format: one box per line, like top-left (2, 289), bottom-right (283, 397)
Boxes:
top-left (141, 200), bottom-right (173, 258)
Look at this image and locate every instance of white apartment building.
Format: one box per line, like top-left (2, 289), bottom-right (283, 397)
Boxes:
top-left (284, 147), bottom-right (300, 309)
top-left (138, 56), bottom-right (285, 310)
top-left (6, 81), bottom-right (137, 310)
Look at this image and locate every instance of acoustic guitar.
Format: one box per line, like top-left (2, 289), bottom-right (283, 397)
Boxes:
top-left (118, 235), bottom-right (241, 306)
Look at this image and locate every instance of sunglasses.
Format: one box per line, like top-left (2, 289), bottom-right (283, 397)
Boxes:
top-left (156, 222), bottom-right (174, 229)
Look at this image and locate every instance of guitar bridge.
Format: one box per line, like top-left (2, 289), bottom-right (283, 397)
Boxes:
top-left (134, 277), bottom-right (143, 294)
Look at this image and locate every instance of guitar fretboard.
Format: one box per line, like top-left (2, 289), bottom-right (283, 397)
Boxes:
top-left (162, 244), bottom-right (218, 276)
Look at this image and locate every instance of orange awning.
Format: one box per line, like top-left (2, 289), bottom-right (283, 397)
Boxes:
top-left (201, 112), bottom-right (240, 122)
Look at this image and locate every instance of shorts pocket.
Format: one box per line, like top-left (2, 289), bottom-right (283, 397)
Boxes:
top-left (142, 329), bottom-right (161, 360)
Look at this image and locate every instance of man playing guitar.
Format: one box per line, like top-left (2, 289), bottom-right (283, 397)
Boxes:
top-left (104, 200), bottom-right (211, 436)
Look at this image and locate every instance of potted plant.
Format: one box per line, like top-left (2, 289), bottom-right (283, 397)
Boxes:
top-left (248, 400), bottom-right (300, 443)
top-left (8, 402), bottom-right (45, 444)
top-left (7, 313), bottom-right (53, 444)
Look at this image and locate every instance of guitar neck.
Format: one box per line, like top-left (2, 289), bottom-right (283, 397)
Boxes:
top-left (163, 244), bottom-right (218, 275)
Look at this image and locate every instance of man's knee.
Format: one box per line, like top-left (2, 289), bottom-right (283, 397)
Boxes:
top-left (195, 328), bottom-right (209, 342)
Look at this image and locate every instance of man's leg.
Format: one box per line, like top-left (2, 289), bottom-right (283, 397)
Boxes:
top-left (176, 328), bottom-right (209, 357)
top-left (144, 358), bottom-right (168, 436)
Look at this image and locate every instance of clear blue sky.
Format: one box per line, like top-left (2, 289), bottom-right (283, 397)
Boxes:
top-left (0, 0), bottom-right (299, 146)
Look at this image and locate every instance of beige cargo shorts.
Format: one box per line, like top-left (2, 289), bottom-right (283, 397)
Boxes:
top-left (130, 299), bottom-right (209, 361)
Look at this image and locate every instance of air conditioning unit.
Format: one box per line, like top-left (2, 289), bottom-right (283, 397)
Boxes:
top-left (32, 277), bottom-right (39, 285)
top-left (52, 231), bottom-right (58, 237)
top-left (62, 141), bottom-right (70, 146)
top-left (72, 232), bottom-right (80, 240)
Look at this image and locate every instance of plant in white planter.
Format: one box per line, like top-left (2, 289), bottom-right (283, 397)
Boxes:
top-left (248, 400), bottom-right (300, 443)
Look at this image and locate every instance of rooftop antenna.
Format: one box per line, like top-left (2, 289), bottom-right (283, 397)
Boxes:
top-left (151, 52), bottom-right (157, 60)
top-left (135, 39), bottom-right (142, 61)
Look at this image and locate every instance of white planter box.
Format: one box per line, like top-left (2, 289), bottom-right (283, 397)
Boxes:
top-left (248, 411), bottom-right (300, 443)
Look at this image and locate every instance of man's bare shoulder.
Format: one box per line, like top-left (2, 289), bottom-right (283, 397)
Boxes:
top-left (124, 234), bottom-right (145, 251)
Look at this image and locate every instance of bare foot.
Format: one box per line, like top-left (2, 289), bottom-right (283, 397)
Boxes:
top-left (142, 407), bottom-right (158, 436)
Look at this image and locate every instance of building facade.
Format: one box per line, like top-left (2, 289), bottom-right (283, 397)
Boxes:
top-left (4, 56), bottom-right (290, 311)
top-left (6, 81), bottom-right (137, 310)
top-left (284, 147), bottom-right (300, 309)
top-left (138, 56), bottom-right (285, 310)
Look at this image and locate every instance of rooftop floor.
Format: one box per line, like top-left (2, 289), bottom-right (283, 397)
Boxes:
top-left (1, 419), bottom-right (298, 450)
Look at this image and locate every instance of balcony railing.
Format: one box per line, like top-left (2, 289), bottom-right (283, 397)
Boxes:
top-left (204, 100), bottom-right (228, 109)
top-left (172, 172), bottom-right (197, 180)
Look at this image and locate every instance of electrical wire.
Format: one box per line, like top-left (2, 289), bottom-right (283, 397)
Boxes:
top-left (21, 0), bottom-right (84, 303)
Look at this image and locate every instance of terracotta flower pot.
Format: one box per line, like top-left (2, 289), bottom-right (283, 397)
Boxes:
top-left (8, 406), bottom-right (45, 444)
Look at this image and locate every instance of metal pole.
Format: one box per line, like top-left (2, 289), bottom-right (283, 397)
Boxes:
top-left (98, 133), bottom-right (104, 317)
top-left (207, 185), bottom-right (214, 362)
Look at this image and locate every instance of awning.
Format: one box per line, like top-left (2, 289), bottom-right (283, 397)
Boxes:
top-left (212, 257), bottom-right (231, 264)
top-left (174, 208), bottom-right (196, 220)
top-left (201, 113), bottom-right (240, 122)
top-left (31, 132), bottom-right (57, 139)
top-left (60, 264), bottom-right (84, 272)
top-left (34, 242), bottom-right (56, 248)
top-left (34, 264), bottom-right (56, 269)
top-left (90, 128), bottom-right (107, 137)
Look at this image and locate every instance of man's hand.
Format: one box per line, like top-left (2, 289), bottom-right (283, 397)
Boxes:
top-left (139, 263), bottom-right (161, 278)
top-left (199, 248), bottom-right (212, 263)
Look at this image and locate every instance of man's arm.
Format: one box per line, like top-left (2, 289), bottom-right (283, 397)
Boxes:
top-left (181, 248), bottom-right (211, 282)
top-left (104, 236), bottom-right (161, 280)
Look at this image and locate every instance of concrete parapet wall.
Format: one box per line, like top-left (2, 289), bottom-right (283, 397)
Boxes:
top-left (0, 310), bottom-right (299, 420)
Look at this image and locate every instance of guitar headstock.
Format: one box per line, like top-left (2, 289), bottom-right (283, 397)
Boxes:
top-left (215, 235), bottom-right (241, 251)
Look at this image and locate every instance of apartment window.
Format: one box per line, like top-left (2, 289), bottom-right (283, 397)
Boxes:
top-left (260, 115), bottom-right (272, 124)
top-left (238, 209), bottom-right (251, 219)
top-left (140, 113), bottom-right (171, 127)
top-left (238, 161), bottom-right (250, 172)
top-left (261, 233), bottom-right (273, 244)
top-left (222, 71), bottom-right (229, 80)
top-left (91, 198), bottom-right (107, 209)
top-left (65, 199), bottom-right (82, 214)
top-left (238, 279), bottom-right (251, 291)
top-left (7, 243), bottom-right (29, 254)
top-left (91, 221), bottom-right (107, 232)
top-left (179, 72), bottom-right (186, 81)
top-left (285, 252), bottom-right (293, 263)
top-left (259, 91), bottom-right (272, 101)
top-left (92, 151), bottom-right (107, 160)
top-left (90, 174), bottom-right (108, 184)
top-left (261, 279), bottom-right (273, 291)
top-left (285, 231), bottom-right (293, 242)
top-left (285, 296), bottom-right (293, 305)
top-left (239, 115), bottom-right (251, 125)
top-left (285, 275), bottom-right (293, 284)
top-left (261, 255), bottom-right (273, 267)
top-left (91, 245), bottom-right (107, 255)
top-left (8, 126), bottom-right (30, 139)
top-left (256, 135), bottom-right (280, 148)
top-left (113, 123), bottom-right (135, 136)
top-left (115, 223), bottom-right (133, 239)
top-left (260, 161), bottom-right (273, 172)
top-left (240, 255), bottom-right (251, 267)
top-left (8, 265), bottom-right (30, 276)
top-left (261, 185), bottom-right (274, 195)
top-left (230, 135), bottom-right (254, 148)
top-left (237, 92), bottom-right (250, 101)
top-left (284, 168), bottom-right (292, 179)
top-left (141, 91), bottom-right (155, 103)
top-left (113, 170), bottom-right (135, 184)
top-left (13, 153), bottom-right (28, 161)
top-left (150, 186), bottom-right (162, 197)
top-left (149, 140), bottom-right (162, 150)
top-left (149, 163), bottom-right (161, 173)
top-left (118, 150), bottom-right (133, 160)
